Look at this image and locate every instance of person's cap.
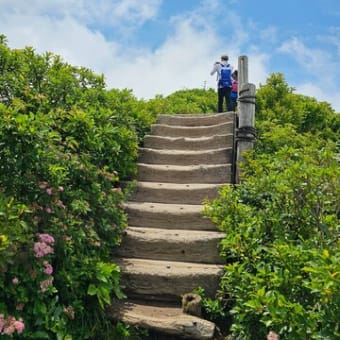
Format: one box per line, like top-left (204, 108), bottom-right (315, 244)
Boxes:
top-left (221, 54), bottom-right (229, 60)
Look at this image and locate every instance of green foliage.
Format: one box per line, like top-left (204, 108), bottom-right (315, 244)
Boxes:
top-left (0, 38), bottom-right (105, 112)
top-left (194, 287), bottom-right (228, 323)
top-left (205, 128), bottom-right (339, 338)
top-left (0, 37), bottom-right (147, 338)
top-left (1, 34), bottom-right (339, 339)
top-left (256, 73), bottom-right (339, 141)
top-left (87, 262), bottom-right (125, 309)
top-left (221, 245), bottom-right (339, 339)
top-left (145, 88), bottom-right (217, 115)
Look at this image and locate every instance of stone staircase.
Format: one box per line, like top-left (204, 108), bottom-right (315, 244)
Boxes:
top-left (109, 112), bottom-right (235, 339)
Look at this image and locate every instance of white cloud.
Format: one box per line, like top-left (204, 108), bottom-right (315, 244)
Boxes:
top-left (102, 4), bottom-right (272, 100)
top-left (112, 0), bottom-right (161, 22)
top-left (247, 53), bottom-right (270, 86)
top-left (278, 37), bottom-right (326, 72)
top-left (0, 0), bottom-right (338, 112)
top-left (105, 17), bottom-right (223, 98)
top-left (278, 36), bottom-right (340, 83)
top-left (0, 13), bottom-right (120, 70)
top-left (0, 0), bottom-right (271, 102)
top-left (277, 36), bottom-right (340, 111)
top-left (0, 0), bottom-right (161, 28)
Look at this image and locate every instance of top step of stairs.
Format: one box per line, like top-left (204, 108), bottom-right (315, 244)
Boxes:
top-left (156, 112), bottom-right (235, 126)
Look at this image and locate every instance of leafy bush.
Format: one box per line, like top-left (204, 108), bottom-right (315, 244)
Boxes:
top-left (0, 34), bottom-right (218, 338)
top-left (0, 36), bottom-right (151, 338)
top-left (1, 34), bottom-right (339, 339)
top-left (145, 88), bottom-right (217, 115)
top-left (255, 73), bottom-right (339, 141)
top-left (205, 127), bottom-right (339, 338)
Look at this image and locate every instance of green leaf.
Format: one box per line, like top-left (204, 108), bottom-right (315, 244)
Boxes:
top-left (32, 331), bottom-right (51, 339)
top-left (87, 284), bottom-right (97, 296)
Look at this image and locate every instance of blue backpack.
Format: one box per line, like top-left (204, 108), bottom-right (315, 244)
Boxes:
top-left (219, 64), bottom-right (232, 88)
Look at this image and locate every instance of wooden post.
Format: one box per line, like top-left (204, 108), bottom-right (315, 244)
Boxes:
top-left (238, 55), bottom-right (248, 96)
top-left (234, 56), bottom-right (256, 184)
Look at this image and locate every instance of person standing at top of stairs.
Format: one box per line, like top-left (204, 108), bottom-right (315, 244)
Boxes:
top-left (210, 54), bottom-right (234, 112)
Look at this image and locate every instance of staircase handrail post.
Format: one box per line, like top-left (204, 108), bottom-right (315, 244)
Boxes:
top-left (238, 55), bottom-right (248, 95)
top-left (235, 56), bottom-right (256, 184)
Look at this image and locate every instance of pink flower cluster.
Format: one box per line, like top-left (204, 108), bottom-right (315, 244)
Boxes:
top-left (39, 233), bottom-right (55, 244)
top-left (33, 233), bottom-right (55, 293)
top-left (33, 233), bottom-right (55, 258)
top-left (0, 314), bottom-right (25, 335)
top-left (43, 260), bottom-right (53, 275)
top-left (37, 182), bottom-right (65, 213)
top-left (34, 242), bottom-right (53, 258)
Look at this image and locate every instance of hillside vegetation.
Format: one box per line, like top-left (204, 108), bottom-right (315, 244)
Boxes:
top-left (204, 74), bottom-right (339, 339)
top-left (0, 36), bottom-right (339, 339)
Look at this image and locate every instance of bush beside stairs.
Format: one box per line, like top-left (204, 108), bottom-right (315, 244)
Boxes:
top-left (108, 112), bottom-right (236, 339)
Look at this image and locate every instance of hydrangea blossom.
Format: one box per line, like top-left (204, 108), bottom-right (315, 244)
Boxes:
top-left (0, 315), bottom-right (25, 335)
top-left (38, 233), bottom-right (55, 244)
top-left (43, 261), bottom-right (53, 275)
top-left (33, 242), bottom-right (53, 258)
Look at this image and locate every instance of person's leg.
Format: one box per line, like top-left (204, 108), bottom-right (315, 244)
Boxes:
top-left (226, 87), bottom-right (233, 111)
top-left (217, 87), bottom-right (224, 112)
top-left (230, 92), bottom-right (237, 111)
top-left (219, 87), bottom-right (228, 112)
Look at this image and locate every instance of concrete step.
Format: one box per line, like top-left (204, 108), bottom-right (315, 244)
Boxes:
top-left (108, 299), bottom-right (216, 340)
top-left (115, 227), bottom-right (225, 264)
top-left (126, 182), bottom-right (225, 204)
top-left (143, 134), bottom-right (234, 151)
top-left (157, 112), bottom-right (234, 126)
top-left (138, 147), bottom-right (232, 165)
top-left (124, 202), bottom-right (216, 231)
top-left (151, 121), bottom-right (233, 138)
top-left (137, 163), bottom-right (232, 184)
top-left (115, 258), bottom-right (224, 301)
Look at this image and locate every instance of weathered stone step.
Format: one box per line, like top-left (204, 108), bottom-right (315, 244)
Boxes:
top-left (115, 258), bottom-right (224, 301)
top-left (111, 109), bottom-right (235, 338)
top-left (137, 163), bottom-right (232, 184)
top-left (151, 121), bottom-right (233, 138)
top-left (138, 147), bottom-right (232, 165)
top-left (124, 202), bottom-right (216, 231)
top-left (143, 134), bottom-right (234, 151)
top-left (157, 112), bottom-right (234, 126)
top-left (115, 227), bottom-right (225, 264)
top-left (108, 299), bottom-right (216, 339)
top-left (137, 163), bottom-right (231, 184)
top-left (127, 182), bottom-right (225, 204)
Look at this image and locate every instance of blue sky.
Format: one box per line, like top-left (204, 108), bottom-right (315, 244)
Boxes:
top-left (0, 0), bottom-right (339, 112)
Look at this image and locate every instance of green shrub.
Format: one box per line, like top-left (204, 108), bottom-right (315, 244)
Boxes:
top-left (205, 138), bottom-right (339, 339)
top-left (0, 37), bottom-right (147, 338)
top-left (0, 105), bottom-right (129, 338)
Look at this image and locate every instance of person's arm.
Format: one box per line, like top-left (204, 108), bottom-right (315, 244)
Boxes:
top-left (210, 63), bottom-right (219, 76)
